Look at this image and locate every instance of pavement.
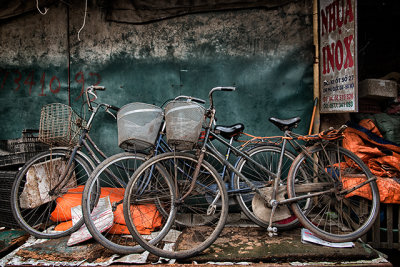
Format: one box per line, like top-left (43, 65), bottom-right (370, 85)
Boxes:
top-left (0, 214), bottom-right (393, 266)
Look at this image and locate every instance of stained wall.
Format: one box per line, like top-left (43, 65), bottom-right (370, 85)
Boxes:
top-left (0, 0), bottom-right (313, 153)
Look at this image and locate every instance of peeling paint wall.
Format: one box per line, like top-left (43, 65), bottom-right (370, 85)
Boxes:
top-left (0, 0), bottom-right (313, 153)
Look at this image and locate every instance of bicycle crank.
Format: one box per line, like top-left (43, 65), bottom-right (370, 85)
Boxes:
top-left (252, 186), bottom-right (291, 223)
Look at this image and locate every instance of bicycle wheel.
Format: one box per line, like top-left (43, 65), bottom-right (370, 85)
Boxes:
top-left (287, 143), bottom-right (380, 242)
top-left (123, 152), bottom-right (229, 259)
top-left (82, 152), bottom-right (147, 254)
top-left (11, 148), bottom-right (92, 239)
top-left (233, 145), bottom-right (301, 229)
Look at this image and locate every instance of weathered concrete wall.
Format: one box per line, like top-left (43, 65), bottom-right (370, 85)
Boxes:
top-left (0, 0), bottom-right (313, 153)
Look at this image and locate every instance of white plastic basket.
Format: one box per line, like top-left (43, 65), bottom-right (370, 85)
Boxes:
top-left (164, 101), bottom-right (205, 150)
top-left (117, 103), bottom-right (163, 150)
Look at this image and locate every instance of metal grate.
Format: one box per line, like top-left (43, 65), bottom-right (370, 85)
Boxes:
top-left (38, 103), bottom-right (86, 147)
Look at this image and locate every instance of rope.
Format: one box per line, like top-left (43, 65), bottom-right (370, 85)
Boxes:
top-left (236, 127), bottom-right (345, 148)
top-left (237, 132), bottom-right (287, 148)
top-left (298, 128), bottom-right (345, 141)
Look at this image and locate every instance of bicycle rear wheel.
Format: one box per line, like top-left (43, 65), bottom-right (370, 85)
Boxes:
top-left (123, 152), bottom-right (229, 259)
top-left (11, 148), bottom-right (92, 239)
top-left (81, 152), bottom-right (147, 254)
top-left (234, 145), bottom-right (300, 230)
top-left (287, 143), bottom-right (380, 242)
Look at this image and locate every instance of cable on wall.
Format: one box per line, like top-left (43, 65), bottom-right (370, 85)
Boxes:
top-left (36, 0), bottom-right (49, 15)
top-left (77, 0), bottom-right (88, 41)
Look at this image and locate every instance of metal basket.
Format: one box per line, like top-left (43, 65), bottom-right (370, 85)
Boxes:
top-left (38, 103), bottom-right (86, 146)
top-left (117, 102), bottom-right (163, 151)
top-left (164, 101), bottom-right (205, 150)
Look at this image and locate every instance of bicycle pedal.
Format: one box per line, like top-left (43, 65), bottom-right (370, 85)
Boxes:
top-left (207, 204), bottom-right (216, 216)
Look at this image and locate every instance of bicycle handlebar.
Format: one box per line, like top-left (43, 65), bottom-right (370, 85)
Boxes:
top-left (208, 86), bottom-right (236, 109)
top-left (85, 85), bottom-right (120, 113)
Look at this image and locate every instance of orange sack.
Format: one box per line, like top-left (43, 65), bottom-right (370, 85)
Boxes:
top-left (50, 186), bottom-right (162, 234)
top-left (50, 185), bottom-right (85, 222)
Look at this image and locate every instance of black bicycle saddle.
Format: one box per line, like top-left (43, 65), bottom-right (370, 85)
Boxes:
top-left (269, 117), bottom-right (301, 131)
top-left (214, 123), bottom-right (245, 140)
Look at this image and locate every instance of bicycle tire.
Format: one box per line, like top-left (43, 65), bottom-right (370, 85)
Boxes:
top-left (233, 145), bottom-right (301, 230)
top-left (287, 143), bottom-right (380, 242)
top-left (11, 148), bottom-right (92, 239)
top-left (81, 152), bottom-right (147, 254)
top-left (123, 152), bottom-right (229, 259)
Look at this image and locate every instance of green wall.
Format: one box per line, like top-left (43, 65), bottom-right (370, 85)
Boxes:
top-left (0, 0), bottom-right (314, 155)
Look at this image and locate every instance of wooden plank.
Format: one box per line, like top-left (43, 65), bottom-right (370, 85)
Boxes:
top-left (360, 199), bottom-right (368, 243)
top-left (387, 204), bottom-right (393, 248)
top-left (398, 204), bottom-right (400, 248)
top-left (372, 206), bottom-right (381, 248)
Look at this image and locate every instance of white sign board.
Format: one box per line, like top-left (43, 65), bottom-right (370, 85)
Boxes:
top-left (319, 0), bottom-right (358, 113)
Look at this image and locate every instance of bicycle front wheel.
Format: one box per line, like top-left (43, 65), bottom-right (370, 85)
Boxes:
top-left (11, 148), bottom-right (92, 239)
top-left (123, 152), bottom-right (229, 259)
top-left (82, 152), bottom-right (147, 254)
top-left (234, 145), bottom-right (300, 230)
top-left (287, 144), bottom-right (380, 242)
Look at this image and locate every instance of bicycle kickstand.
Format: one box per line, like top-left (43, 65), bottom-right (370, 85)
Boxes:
top-left (267, 200), bottom-right (279, 237)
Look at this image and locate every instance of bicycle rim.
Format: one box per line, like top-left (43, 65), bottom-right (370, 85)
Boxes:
top-left (287, 144), bottom-right (380, 242)
top-left (11, 149), bottom-right (91, 239)
top-left (124, 152), bottom-right (229, 259)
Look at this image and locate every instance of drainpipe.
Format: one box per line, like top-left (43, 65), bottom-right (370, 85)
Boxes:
top-left (67, 2), bottom-right (71, 106)
top-left (311, 0), bottom-right (320, 134)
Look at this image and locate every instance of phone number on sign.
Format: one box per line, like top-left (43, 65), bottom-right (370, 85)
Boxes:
top-left (322, 101), bottom-right (354, 109)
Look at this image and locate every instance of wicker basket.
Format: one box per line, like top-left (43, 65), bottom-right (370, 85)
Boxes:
top-left (38, 103), bottom-right (86, 146)
top-left (164, 101), bottom-right (205, 150)
top-left (117, 102), bottom-right (163, 151)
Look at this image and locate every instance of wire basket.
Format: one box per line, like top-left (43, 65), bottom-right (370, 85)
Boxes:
top-left (117, 102), bottom-right (163, 151)
top-left (38, 103), bottom-right (86, 146)
top-left (164, 101), bottom-right (205, 150)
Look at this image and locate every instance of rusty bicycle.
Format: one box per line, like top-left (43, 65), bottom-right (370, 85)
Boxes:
top-left (10, 85), bottom-right (149, 239)
top-left (122, 87), bottom-right (380, 259)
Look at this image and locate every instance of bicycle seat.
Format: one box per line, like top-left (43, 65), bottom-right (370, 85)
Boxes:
top-left (214, 123), bottom-right (245, 140)
top-left (269, 117), bottom-right (301, 131)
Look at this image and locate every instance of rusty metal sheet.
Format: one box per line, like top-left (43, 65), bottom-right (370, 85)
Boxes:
top-left (19, 158), bottom-right (76, 209)
top-left (0, 229), bottom-right (29, 257)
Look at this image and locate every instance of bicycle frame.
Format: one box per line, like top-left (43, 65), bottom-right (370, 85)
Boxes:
top-left (49, 99), bottom-right (118, 193)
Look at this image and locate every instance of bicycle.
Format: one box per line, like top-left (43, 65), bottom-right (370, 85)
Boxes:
top-left (10, 85), bottom-right (128, 239)
top-left (81, 92), bottom-right (305, 255)
top-left (80, 95), bottom-right (251, 254)
top-left (122, 86), bottom-right (380, 259)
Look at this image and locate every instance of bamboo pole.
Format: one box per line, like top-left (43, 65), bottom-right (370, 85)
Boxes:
top-left (312, 0), bottom-right (320, 134)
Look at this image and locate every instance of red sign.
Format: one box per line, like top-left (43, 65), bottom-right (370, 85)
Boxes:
top-left (319, 0), bottom-right (358, 113)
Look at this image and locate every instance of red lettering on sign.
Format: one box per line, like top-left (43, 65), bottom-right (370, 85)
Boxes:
top-left (334, 40), bottom-right (343, 70)
top-left (321, 0), bottom-right (354, 36)
top-left (343, 35), bottom-right (354, 69)
top-left (322, 34), bottom-right (354, 73)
